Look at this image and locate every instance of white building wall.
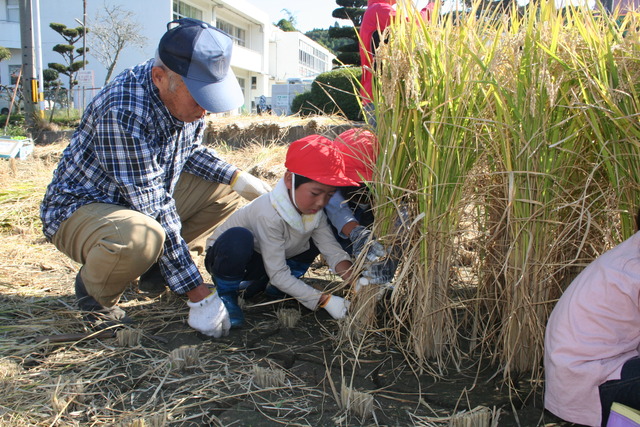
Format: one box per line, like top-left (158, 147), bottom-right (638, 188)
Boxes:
top-left (0, 0), bottom-right (329, 114)
top-left (269, 28), bottom-right (335, 83)
top-left (211, 0), bottom-right (271, 112)
top-left (0, 0), bottom-right (23, 87)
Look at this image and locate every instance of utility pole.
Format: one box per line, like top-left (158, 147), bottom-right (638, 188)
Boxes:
top-left (82, 0), bottom-right (86, 70)
top-left (19, 0), bottom-right (38, 128)
top-left (82, 0), bottom-right (86, 110)
top-left (33, 0), bottom-right (45, 114)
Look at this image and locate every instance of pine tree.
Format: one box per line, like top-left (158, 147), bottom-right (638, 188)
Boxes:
top-left (305, 26), bottom-right (352, 55)
top-left (329, 0), bottom-right (367, 66)
top-left (47, 22), bottom-right (88, 97)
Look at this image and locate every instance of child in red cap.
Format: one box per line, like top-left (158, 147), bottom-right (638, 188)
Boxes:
top-left (327, 128), bottom-right (402, 286)
top-left (203, 135), bottom-right (360, 328)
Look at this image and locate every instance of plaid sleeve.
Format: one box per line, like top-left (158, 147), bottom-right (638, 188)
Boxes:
top-left (183, 143), bottom-right (238, 184)
top-left (94, 110), bottom-right (202, 293)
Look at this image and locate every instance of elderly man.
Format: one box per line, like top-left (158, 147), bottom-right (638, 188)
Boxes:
top-left (40, 18), bottom-right (270, 338)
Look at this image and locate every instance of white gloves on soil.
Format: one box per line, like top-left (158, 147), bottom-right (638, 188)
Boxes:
top-left (323, 295), bottom-right (350, 319)
top-left (231, 171), bottom-right (272, 200)
top-left (187, 292), bottom-right (231, 338)
top-left (349, 225), bottom-right (387, 263)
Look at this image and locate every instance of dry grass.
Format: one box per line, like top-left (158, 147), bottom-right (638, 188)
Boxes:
top-left (0, 118), bottom-right (344, 426)
top-left (205, 113), bottom-right (353, 149)
top-left (0, 115), bottom-right (566, 426)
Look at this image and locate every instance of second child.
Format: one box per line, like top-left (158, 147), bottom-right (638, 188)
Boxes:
top-left (203, 135), bottom-right (360, 327)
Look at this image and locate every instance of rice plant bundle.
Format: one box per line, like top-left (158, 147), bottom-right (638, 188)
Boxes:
top-left (339, 382), bottom-right (375, 420)
top-left (252, 365), bottom-right (286, 388)
top-left (475, 2), bottom-right (640, 377)
top-left (276, 307), bottom-right (301, 328)
top-left (448, 406), bottom-right (497, 427)
top-left (124, 414), bottom-right (166, 427)
top-left (116, 328), bottom-right (142, 347)
top-left (470, 0), bottom-right (594, 376)
top-left (369, 0), bottom-right (639, 379)
top-left (168, 346), bottom-right (199, 371)
top-left (373, 0), bottom-right (488, 366)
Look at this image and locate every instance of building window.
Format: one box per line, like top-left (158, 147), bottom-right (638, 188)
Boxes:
top-left (7, 0), bottom-right (19, 22)
top-left (251, 76), bottom-right (257, 90)
top-left (173, 1), bottom-right (203, 20)
top-left (298, 40), bottom-right (329, 76)
top-left (216, 19), bottom-right (246, 47)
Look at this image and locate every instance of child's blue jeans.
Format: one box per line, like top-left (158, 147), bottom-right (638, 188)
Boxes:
top-left (600, 356), bottom-right (640, 426)
top-left (204, 226), bottom-right (319, 286)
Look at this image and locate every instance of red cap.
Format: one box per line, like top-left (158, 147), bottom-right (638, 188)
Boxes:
top-left (285, 135), bottom-right (360, 187)
top-left (332, 128), bottom-right (378, 182)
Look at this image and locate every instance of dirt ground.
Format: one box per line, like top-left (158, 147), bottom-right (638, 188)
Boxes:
top-left (0, 117), bottom-right (575, 426)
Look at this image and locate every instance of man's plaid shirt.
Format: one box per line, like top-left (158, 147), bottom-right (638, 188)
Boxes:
top-left (40, 59), bottom-right (237, 294)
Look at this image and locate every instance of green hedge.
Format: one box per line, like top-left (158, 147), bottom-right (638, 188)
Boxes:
top-left (291, 67), bottom-right (362, 121)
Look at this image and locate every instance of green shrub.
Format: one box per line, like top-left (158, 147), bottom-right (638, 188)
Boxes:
top-left (0, 116), bottom-right (26, 137)
top-left (290, 91), bottom-right (315, 116)
top-left (290, 67), bottom-right (362, 121)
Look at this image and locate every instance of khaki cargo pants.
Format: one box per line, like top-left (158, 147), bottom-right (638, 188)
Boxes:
top-left (51, 172), bottom-right (240, 307)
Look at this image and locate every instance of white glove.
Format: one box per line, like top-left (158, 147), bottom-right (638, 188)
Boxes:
top-left (323, 295), bottom-right (350, 319)
top-left (354, 277), bottom-right (370, 292)
top-left (231, 171), bottom-right (272, 200)
top-left (187, 292), bottom-right (231, 338)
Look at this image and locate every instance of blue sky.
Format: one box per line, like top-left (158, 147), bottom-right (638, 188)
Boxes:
top-left (244, 1), bottom-right (447, 32)
top-left (244, 0), bottom-right (341, 32)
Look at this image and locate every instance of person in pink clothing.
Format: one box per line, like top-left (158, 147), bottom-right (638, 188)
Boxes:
top-left (544, 216), bottom-right (640, 426)
top-left (358, 0), bottom-right (433, 127)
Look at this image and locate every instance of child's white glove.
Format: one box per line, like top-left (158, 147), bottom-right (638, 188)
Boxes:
top-left (322, 295), bottom-right (350, 319)
top-left (231, 171), bottom-right (272, 200)
top-left (187, 292), bottom-right (231, 338)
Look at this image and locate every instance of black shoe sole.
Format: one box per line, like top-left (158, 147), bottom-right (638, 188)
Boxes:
top-left (138, 263), bottom-right (168, 293)
top-left (75, 271), bottom-right (133, 329)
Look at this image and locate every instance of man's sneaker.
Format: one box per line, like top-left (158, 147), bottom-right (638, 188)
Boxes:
top-left (75, 272), bottom-right (133, 330)
top-left (138, 263), bottom-right (167, 294)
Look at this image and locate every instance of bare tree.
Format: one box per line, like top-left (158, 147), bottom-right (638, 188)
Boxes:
top-left (88, 4), bottom-right (148, 85)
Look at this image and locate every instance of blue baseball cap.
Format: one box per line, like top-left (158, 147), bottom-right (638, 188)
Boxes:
top-left (158, 18), bottom-right (244, 113)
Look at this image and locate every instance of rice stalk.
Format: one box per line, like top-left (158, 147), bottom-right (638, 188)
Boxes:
top-left (367, 0), bottom-right (633, 384)
top-left (275, 307), bottom-right (301, 329)
top-left (168, 346), bottom-right (199, 371)
top-left (372, 0), bottom-right (490, 367)
top-left (476, 1), bottom-right (639, 380)
top-left (116, 328), bottom-right (142, 347)
top-left (567, 9), bottom-right (640, 238)
top-left (409, 405), bottom-right (500, 426)
top-left (252, 365), bottom-right (287, 388)
top-left (339, 382), bottom-right (375, 421)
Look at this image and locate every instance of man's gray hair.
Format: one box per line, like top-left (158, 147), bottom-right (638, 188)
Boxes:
top-left (153, 50), bottom-right (164, 68)
top-left (153, 50), bottom-right (183, 92)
